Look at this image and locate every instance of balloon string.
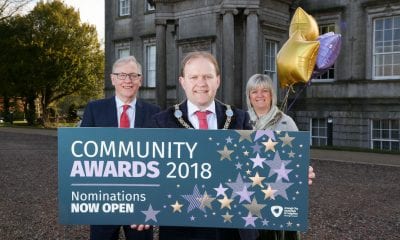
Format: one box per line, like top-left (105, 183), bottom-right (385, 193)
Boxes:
top-left (280, 85), bottom-right (294, 113)
top-left (286, 81), bottom-right (311, 112)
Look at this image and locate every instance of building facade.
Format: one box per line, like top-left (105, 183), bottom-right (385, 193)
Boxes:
top-left (105, 0), bottom-right (400, 152)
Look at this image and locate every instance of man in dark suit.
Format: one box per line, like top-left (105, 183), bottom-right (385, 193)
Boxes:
top-left (81, 55), bottom-right (159, 240)
top-left (152, 51), bottom-right (258, 240)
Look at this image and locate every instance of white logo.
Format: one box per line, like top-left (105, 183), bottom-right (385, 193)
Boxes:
top-left (271, 205), bottom-right (283, 217)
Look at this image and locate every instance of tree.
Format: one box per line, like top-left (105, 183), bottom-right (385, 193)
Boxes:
top-left (26, 1), bottom-right (104, 123)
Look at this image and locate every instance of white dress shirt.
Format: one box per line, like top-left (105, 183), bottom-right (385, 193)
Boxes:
top-left (115, 96), bottom-right (136, 128)
top-left (187, 100), bottom-right (217, 130)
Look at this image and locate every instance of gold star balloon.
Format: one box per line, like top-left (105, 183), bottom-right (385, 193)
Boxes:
top-left (289, 7), bottom-right (319, 41)
top-left (277, 30), bottom-right (320, 88)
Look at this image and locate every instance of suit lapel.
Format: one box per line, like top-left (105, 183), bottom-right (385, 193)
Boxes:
top-left (181, 101), bottom-right (195, 129)
top-left (215, 101), bottom-right (226, 129)
top-left (134, 99), bottom-right (145, 128)
top-left (108, 97), bottom-right (119, 127)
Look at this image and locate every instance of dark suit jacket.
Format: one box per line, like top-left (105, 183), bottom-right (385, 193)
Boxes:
top-left (152, 100), bottom-right (257, 240)
top-left (81, 96), bottom-right (160, 128)
top-left (80, 96), bottom-right (160, 240)
top-left (152, 100), bottom-right (252, 130)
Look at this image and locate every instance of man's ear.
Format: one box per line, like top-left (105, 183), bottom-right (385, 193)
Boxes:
top-left (179, 76), bottom-right (185, 88)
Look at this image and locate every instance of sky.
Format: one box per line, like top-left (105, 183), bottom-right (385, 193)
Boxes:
top-left (28, 0), bottom-right (105, 42)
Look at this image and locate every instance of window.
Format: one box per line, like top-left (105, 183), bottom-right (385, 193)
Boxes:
top-left (373, 15), bottom-right (400, 79)
top-left (146, 0), bottom-right (155, 12)
top-left (119, 0), bottom-right (130, 17)
top-left (144, 41), bottom-right (156, 87)
top-left (264, 39), bottom-right (278, 92)
top-left (115, 41), bottom-right (131, 59)
top-left (313, 24), bottom-right (336, 81)
top-left (371, 119), bottom-right (399, 151)
top-left (311, 118), bottom-right (327, 146)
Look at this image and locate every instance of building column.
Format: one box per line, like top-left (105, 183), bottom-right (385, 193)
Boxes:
top-left (222, 9), bottom-right (238, 104)
top-left (156, 19), bottom-right (167, 109)
top-left (244, 9), bottom-right (259, 82)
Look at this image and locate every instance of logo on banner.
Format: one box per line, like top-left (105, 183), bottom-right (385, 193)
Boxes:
top-left (271, 205), bottom-right (283, 217)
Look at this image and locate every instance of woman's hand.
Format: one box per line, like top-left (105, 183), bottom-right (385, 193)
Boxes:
top-left (308, 166), bottom-right (315, 185)
top-left (130, 224), bottom-right (151, 231)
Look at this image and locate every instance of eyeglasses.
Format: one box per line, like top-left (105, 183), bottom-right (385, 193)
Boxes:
top-left (112, 72), bottom-right (141, 81)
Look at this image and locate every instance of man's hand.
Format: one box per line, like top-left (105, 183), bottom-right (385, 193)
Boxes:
top-left (308, 166), bottom-right (316, 185)
top-left (130, 224), bottom-right (151, 231)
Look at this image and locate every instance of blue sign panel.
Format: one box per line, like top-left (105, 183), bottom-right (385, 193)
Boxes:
top-left (58, 128), bottom-right (309, 231)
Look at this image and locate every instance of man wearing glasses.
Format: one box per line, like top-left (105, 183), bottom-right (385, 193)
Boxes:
top-left (81, 55), bottom-right (159, 240)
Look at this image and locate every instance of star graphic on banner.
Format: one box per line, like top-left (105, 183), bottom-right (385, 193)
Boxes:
top-left (288, 150), bottom-right (295, 158)
top-left (170, 201), bottom-right (183, 213)
top-left (226, 136), bottom-right (233, 144)
top-left (273, 163), bottom-right (293, 181)
top-left (262, 219), bottom-right (269, 226)
top-left (222, 211), bottom-right (234, 223)
top-left (254, 130), bottom-right (275, 141)
top-left (236, 130), bottom-right (253, 142)
top-left (287, 221), bottom-right (293, 227)
top-left (197, 191), bottom-right (215, 210)
top-left (141, 204), bottom-right (160, 223)
top-left (226, 173), bottom-right (251, 199)
top-left (279, 133), bottom-right (295, 147)
top-left (250, 142), bottom-right (262, 154)
top-left (236, 186), bottom-right (254, 203)
top-left (242, 212), bottom-right (257, 227)
top-left (214, 183), bottom-right (228, 197)
top-left (243, 197), bottom-right (266, 218)
top-left (270, 180), bottom-right (293, 200)
top-left (218, 194), bottom-right (234, 209)
top-left (265, 152), bottom-right (291, 178)
top-left (262, 138), bottom-right (278, 152)
top-left (190, 216), bottom-right (195, 221)
top-left (182, 185), bottom-right (205, 213)
top-left (218, 145), bottom-right (234, 161)
top-left (246, 169), bottom-right (252, 175)
top-left (249, 172), bottom-right (266, 187)
top-left (243, 150), bottom-right (249, 156)
top-left (235, 162), bottom-right (243, 169)
top-left (249, 153), bottom-right (266, 169)
top-left (261, 184), bottom-right (278, 200)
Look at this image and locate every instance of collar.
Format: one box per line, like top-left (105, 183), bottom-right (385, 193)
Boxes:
top-left (115, 96), bottom-right (136, 109)
top-left (187, 100), bottom-right (216, 116)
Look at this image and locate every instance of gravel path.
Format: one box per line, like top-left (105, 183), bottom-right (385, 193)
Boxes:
top-left (0, 131), bottom-right (399, 239)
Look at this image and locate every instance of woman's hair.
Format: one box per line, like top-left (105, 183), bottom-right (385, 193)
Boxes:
top-left (112, 56), bottom-right (142, 74)
top-left (245, 74), bottom-right (277, 110)
top-left (180, 51), bottom-right (220, 77)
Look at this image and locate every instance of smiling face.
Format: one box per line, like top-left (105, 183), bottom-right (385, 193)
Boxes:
top-left (111, 61), bottom-right (142, 104)
top-left (249, 86), bottom-right (272, 116)
top-left (179, 56), bottom-right (220, 110)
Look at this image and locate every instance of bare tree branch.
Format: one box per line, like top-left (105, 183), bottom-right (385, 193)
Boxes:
top-left (0, 0), bottom-right (33, 21)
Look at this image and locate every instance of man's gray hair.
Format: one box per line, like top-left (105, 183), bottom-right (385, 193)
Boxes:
top-left (112, 56), bottom-right (142, 74)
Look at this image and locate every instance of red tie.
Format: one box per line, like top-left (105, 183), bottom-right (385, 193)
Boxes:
top-left (120, 105), bottom-right (130, 128)
top-left (195, 111), bottom-right (210, 130)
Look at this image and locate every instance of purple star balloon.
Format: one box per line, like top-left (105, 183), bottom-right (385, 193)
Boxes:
top-left (313, 32), bottom-right (342, 77)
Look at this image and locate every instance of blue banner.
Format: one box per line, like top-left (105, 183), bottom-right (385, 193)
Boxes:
top-left (58, 128), bottom-right (309, 231)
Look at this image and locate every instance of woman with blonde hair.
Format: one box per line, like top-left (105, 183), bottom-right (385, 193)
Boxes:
top-left (245, 74), bottom-right (315, 240)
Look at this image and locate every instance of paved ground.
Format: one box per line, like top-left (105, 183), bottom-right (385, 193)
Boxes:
top-left (0, 127), bottom-right (399, 239)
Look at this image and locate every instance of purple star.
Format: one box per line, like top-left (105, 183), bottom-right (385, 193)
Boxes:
top-left (249, 153), bottom-right (266, 169)
top-left (182, 185), bottom-right (205, 213)
top-left (269, 180), bottom-right (293, 200)
top-left (273, 163), bottom-right (293, 181)
top-left (265, 152), bottom-right (291, 178)
top-left (226, 173), bottom-right (251, 199)
top-left (235, 162), bottom-right (243, 169)
top-left (250, 142), bottom-right (262, 154)
top-left (242, 212), bottom-right (257, 227)
top-left (214, 183), bottom-right (228, 197)
top-left (141, 204), bottom-right (160, 223)
top-left (254, 130), bottom-right (275, 141)
top-left (235, 186), bottom-right (254, 203)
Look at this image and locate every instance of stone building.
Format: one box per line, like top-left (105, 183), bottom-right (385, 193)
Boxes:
top-left (105, 0), bottom-right (400, 152)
